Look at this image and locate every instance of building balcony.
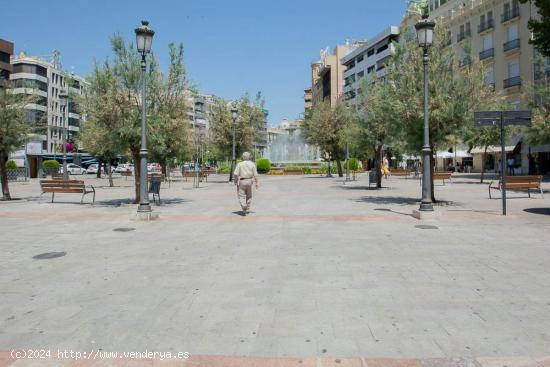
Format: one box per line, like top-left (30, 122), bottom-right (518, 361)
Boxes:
top-left (503, 38), bottom-right (520, 52)
top-left (503, 75), bottom-right (521, 88)
top-left (478, 19), bottom-right (494, 33)
top-left (457, 30), bottom-right (471, 43)
top-left (458, 56), bottom-right (471, 68)
top-left (501, 6), bottom-right (520, 23)
top-left (479, 48), bottom-right (494, 61)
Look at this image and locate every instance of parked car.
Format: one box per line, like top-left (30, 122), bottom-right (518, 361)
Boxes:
top-left (114, 163), bottom-right (134, 173)
top-left (60, 163), bottom-right (86, 175)
top-left (86, 164), bottom-right (99, 174)
top-left (147, 163), bottom-right (161, 172)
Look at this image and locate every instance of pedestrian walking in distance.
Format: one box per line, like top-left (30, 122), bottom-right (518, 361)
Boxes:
top-left (233, 152), bottom-right (259, 216)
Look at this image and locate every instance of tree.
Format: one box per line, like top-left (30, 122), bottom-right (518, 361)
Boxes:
top-left (388, 23), bottom-right (503, 200)
top-left (301, 101), bottom-right (356, 177)
top-left (463, 126), bottom-right (502, 183)
top-left (208, 93), bottom-right (265, 179)
top-left (148, 43), bottom-right (192, 175)
top-left (0, 84), bottom-right (42, 200)
top-left (523, 57), bottom-right (550, 145)
top-left (77, 61), bottom-right (124, 187)
top-left (519, 0), bottom-right (550, 56)
top-left (356, 79), bottom-right (403, 188)
top-left (77, 35), bottom-right (191, 203)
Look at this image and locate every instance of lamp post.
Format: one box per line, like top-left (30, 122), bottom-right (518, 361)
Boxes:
top-left (229, 106), bottom-right (238, 182)
top-left (135, 20), bottom-right (155, 213)
top-left (415, 16), bottom-right (436, 212)
top-left (59, 91), bottom-right (69, 180)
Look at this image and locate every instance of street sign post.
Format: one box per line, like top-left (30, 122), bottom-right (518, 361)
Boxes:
top-left (473, 110), bottom-right (531, 216)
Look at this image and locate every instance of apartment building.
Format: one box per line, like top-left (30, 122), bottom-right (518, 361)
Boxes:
top-left (304, 88), bottom-right (313, 111)
top-left (341, 26), bottom-right (400, 107)
top-left (10, 53), bottom-right (86, 156)
top-left (0, 39), bottom-right (14, 87)
top-left (401, 0), bottom-right (550, 174)
top-left (310, 43), bottom-right (359, 107)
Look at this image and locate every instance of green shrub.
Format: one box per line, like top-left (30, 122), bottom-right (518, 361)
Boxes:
top-left (217, 162), bottom-right (231, 174)
top-left (256, 158), bottom-right (271, 173)
top-left (284, 165), bottom-right (311, 174)
top-left (6, 160), bottom-right (17, 169)
top-left (320, 163), bottom-right (339, 174)
top-left (43, 160), bottom-right (60, 171)
top-left (344, 158), bottom-right (361, 171)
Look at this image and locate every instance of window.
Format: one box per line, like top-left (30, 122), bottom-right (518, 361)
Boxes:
top-left (484, 67), bottom-right (494, 86)
top-left (483, 34), bottom-right (493, 50)
top-left (480, 14), bottom-right (485, 25)
top-left (0, 51), bottom-right (10, 63)
top-left (13, 63), bottom-right (47, 77)
top-left (357, 71), bottom-right (364, 79)
top-left (367, 49), bottom-right (374, 57)
top-left (507, 24), bottom-right (518, 41)
top-left (367, 65), bottom-right (375, 74)
top-left (488, 10), bottom-right (493, 21)
top-left (466, 22), bottom-right (471, 35)
top-left (508, 60), bottom-right (519, 77)
top-left (13, 78), bottom-right (48, 92)
top-left (357, 55), bottom-right (364, 63)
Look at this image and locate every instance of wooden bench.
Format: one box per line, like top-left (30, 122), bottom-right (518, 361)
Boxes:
top-left (268, 169), bottom-right (284, 175)
top-left (420, 171), bottom-right (453, 186)
top-left (390, 169), bottom-right (411, 177)
top-left (284, 169), bottom-right (303, 175)
top-left (489, 175), bottom-right (544, 199)
top-left (182, 171), bottom-right (204, 182)
top-left (120, 171), bottom-right (133, 179)
top-left (51, 171), bottom-right (63, 179)
top-left (40, 180), bottom-right (95, 204)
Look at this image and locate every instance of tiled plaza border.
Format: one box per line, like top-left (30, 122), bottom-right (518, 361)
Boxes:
top-left (0, 354), bottom-right (549, 367)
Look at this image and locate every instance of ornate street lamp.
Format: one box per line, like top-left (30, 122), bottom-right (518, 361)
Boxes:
top-left (135, 20), bottom-right (155, 213)
top-left (415, 16), bottom-right (436, 212)
top-left (229, 106), bottom-right (238, 182)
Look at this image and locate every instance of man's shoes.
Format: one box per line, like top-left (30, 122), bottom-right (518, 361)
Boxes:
top-left (242, 210), bottom-right (247, 216)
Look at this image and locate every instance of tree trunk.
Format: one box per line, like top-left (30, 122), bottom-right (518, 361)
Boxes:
top-left (480, 147), bottom-right (487, 184)
top-left (375, 146), bottom-right (382, 189)
top-left (0, 154), bottom-right (11, 201)
top-left (107, 163), bottom-right (114, 187)
top-left (96, 160), bottom-right (102, 178)
top-left (132, 149), bottom-right (141, 204)
top-left (160, 159), bottom-right (167, 177)
top-left (336, 158), bottom-right (343, 177)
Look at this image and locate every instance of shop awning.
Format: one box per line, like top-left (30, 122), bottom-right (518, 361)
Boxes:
top-left (470, 146), bottom-right (516, 154)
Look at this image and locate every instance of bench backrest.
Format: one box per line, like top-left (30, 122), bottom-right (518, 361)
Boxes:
top-left (504, 175), bottom-right (541, 184)
top-left (433, 172), bottom-right (452, 178)
top-left (40, 180), bottom-right (85, 191)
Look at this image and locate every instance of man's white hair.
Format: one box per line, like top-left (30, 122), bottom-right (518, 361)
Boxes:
top-left (242, 152), bottom-right (251, 161)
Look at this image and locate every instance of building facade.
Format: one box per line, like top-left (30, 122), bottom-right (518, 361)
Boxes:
top-left (402, 0), bottom-right (550, 174)
top-left (10, 53), bottom-right (86, 155)
top-left (310, 43), bottom-right (359, 108)
top-left (0, 39), bottom-right (14, 87)
top-left (341, 27), bottom-right (400, 107)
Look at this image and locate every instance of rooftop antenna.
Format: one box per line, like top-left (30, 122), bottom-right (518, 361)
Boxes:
top-left (52, 50), bottom-right (62, 69)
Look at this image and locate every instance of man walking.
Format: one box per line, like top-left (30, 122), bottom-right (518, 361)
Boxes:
top-left (233, 152), bottom-right (259, 216)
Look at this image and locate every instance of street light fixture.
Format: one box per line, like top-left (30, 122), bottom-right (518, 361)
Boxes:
top-left (134, 20), bottom-right (155, 213)
top-left (415, 16), bottom-right (436, 212)
top-left (230, 106), bottom-right (238, 182)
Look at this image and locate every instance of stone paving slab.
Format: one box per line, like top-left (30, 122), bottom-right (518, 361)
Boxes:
top-left (1, 174), bottom-right (549, 360)
top-left (0, 355), bottom-right (549, 367)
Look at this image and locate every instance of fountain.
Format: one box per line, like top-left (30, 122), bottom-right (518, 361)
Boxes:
top-left (264, 119), bottom-right (320, 165)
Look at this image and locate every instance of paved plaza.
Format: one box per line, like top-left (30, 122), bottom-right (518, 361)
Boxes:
top-left (1, 173), bottom-right (550, 366)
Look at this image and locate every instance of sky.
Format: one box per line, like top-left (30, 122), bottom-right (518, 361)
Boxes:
top-left (1, 0), bottom-right (407, 126)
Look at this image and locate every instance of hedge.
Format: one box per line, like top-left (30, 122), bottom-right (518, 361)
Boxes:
top-left (6, 160), bottom-right (17, 169)
top-left (256, 158), bottom-right (271, 173)
top-left (42, 160), bottom-right (60, 171)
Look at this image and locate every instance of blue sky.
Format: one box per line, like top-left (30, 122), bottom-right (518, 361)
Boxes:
top-left (1, 0), bottom-right (407, 126)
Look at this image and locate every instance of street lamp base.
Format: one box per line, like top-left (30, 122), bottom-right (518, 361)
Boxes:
top-left (412, 208), bottom-right (439, 220)
top-left (132, 208), bottom-right (159, 221)
top-left (419, 201), bottom-right (434, 211)
top-left (137, 203), bottom-right (152, 213)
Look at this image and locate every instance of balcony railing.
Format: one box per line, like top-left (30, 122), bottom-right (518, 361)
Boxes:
top-left (457, 29), bottom-right (471, 43)
top-left (458, 57), bottom-right (471, 68)
top-left (503, 38), bottom-right (520, 52)
top-left (478, 19), bottom-right (495, 33)
top-left (479, 48), bottom-right (494, 60)
top-left (501, 6), bottom-right (520, 23)
top-left (503, 75), bottom-right (522, 88)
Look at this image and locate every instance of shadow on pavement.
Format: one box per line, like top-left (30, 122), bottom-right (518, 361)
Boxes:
top-left (523, 207), bottom-right (550, 216)
top-left (96, 198), bottom-right (186, 207)
top-left (355, 196), bottom-right (418, 205)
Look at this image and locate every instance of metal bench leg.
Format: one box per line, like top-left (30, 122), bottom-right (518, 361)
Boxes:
top-left (51, 192), bottom-right (55, 203)
top-left (488, 186), bottom-right (492, 199)
top-left (81, 193), bottom-right (85, 204)
top-left (540, 187), bottom-right (544, 199)
top-left (528, 189), bottom-right (531, 198)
